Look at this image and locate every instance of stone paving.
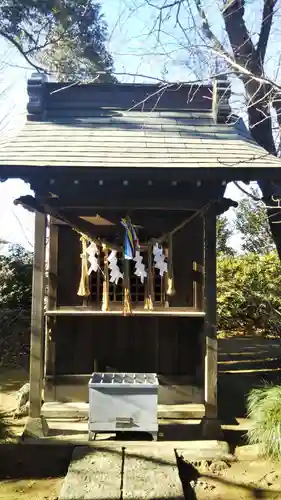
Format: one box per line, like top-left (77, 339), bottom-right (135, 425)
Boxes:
top-left (59, 441), bottom-right (230, 500)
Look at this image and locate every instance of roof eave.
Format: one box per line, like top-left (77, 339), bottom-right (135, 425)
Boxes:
top-left (0, 164), bottom-right (280, 183)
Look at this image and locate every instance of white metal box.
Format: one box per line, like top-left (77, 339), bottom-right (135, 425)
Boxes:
top-left (88, 372), bottom-right (158, 440)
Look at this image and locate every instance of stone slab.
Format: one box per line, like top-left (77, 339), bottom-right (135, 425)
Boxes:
top-left (22, 416), bottom-right (49, 440)
top-left (59, 446), bottom-right (122, 499)
top-left (59, 442), bottom-right (231, 500)
top-left (59, 446), bottom-right (184, 500)
top-left (124, 448), bottom-right (184, 499)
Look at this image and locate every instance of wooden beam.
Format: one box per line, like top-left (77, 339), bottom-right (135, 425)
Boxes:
top-left (29, 179), bottom-right (226, 211)
top-left (25, 165), bottom-right (281, 183)
top-left (2, 165), bottom-right (281, 187)
top-left (17, 195), bottom-right (237, 248)
top-left (36, 196), bottom-right (215, 212)
top-left (57, 210), bottom-right (200, 242)
top-left (23, 189), bottom-right (237, 215)
top-left (203, 209), bottom-right (218, 419)
top-left (39, 194), bottom-right (238, 217)
top-left (29, 212), bottom-right (47, 418)
top-left (192, 262), bottom-right (203, 310)
top-left (14, 195), bottom-right (120, 250)
top-left (44, 217), bottom-right (58, 401)
top-left (157, 404), bottom-right (205, 419)
top-left (47, 217), bottom-right (58, 313)
top-left (45, 306), bottom-right (206, 317)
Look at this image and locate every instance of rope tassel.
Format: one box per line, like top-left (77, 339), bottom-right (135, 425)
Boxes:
top-left (77, 236), bottom-right (90, 298)
top-left (123, 259), bottom-right (132, 315)
top-left (166, 233), bottom-right (176, 296)
top-left (101, 245), bottom-right (110, 311)
top-left (144, 244), bottom-right (154, 310)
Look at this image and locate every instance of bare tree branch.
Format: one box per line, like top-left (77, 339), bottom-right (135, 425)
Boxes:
top-left (0, 30), bottom-right (45, 73)
top-left (234, 181), bottom-right (262, 201)
top-left (193, 0), bottom-right (225, 54)
top-left (144, 0), bottom-right (281, 97)
top-left (118, 0), bottom-right (281, 260)
top-left (146, 0), bottom-right (184, 10)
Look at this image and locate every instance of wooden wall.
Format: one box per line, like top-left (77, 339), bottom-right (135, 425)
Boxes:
top-left (57, 226), bottom-right (81, 307)
top-left (45, 216), bottom-right (205, 402)
top-left (53, 315), bottom-right (203, 376)
top-left (56, 216), bottom-right (204, 308)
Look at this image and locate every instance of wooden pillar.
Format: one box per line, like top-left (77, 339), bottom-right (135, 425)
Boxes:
top-left (23, 211), bottom-right (48, 439)
top-left (168, 218), bottom-right (203, 307)
top-left (166, 218), bottom-right (204, 381)
top-left (201, 209), bottom-right (223, 438)
top-left (44, 217), bottom-right (58, 401)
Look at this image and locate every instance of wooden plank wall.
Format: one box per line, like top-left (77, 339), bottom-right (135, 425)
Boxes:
top-left (51, 217), bottom-right (204, 382)
top-left (53, 315), bottom-right (203, 376)
top-left (57, 227), bottom-right (81, 307)
top-left (169, 215), bottom-right (203, 307)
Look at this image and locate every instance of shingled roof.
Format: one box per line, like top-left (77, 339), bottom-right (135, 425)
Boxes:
top-left (0, 74), bottom-right (280, 178)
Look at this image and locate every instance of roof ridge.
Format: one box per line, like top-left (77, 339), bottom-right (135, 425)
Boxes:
top-left (26, 74), bottom-right (231, 122)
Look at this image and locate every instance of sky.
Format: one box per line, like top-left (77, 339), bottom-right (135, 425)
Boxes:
top-left (0, 0), bottom-right (275, 252)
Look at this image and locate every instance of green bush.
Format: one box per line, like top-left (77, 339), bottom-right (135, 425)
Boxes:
top-left (0, 245), bottom-right (32, 368)
top-left (217, 252), bottom-right (281, 336)
top-left (0, 308), bottom-right (30, 368)
top-left (247, 384), bottom-right (281, 459)
top-left (0, 244), bottom-right (32, 309)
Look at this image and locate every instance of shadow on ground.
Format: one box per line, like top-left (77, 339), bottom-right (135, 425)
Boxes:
top-left (218, 338), bottom-right (281, 421)
top-left (0, 445), bottom-right (73, 479)
top-left (1, 443), bottom-right (278, 500)
top-left (47, 423), bottom-right (203, 442)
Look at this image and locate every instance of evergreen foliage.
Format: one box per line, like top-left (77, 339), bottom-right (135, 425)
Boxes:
top-left (247, 385), bottom-right (281, 460)
top-left (0, 1), bottom-right (116, 81)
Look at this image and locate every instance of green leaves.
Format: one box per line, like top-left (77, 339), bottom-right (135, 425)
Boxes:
top-left (217, 189), bottom-right (278, 336)
top-left (216, 215), bottom-right (235, 256)
top-left (0, 1), bottom-right (116, 81)
top-left (234, 187), bottom-right (274, 255)
top-left (0, 246), bottom-right (32, 368)
top-left (217, 252), bottom-right (281, 336)
top-left (0, 244), bottom-right (32, 309)
top-left (247, 384), bottom-right (281, 459)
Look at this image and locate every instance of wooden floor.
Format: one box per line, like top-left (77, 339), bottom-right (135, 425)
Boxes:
top-left (37, 404), bottom-right (206, 444)
top-left (45, 306), bottom-right (205, 317)
top-left (42, 402), bottom-right (205, 420)
top-left (41, 400), bottom-right (205, 443)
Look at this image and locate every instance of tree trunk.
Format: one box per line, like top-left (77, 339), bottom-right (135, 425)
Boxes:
top-left (244, 81), bottom-right (281, 259)
top-left (221, 0), bottom-right (281, 258)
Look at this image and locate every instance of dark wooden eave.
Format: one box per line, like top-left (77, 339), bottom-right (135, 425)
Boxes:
top-left (14, 195), bottom-right (120, 249)
top-left (1, 164), bottom-right (281, 185)
top-left (14, 194), bottom-right (237, 246)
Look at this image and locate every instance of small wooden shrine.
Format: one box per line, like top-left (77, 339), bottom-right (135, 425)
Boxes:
top-left (0, 74), bottom-right (280, 439)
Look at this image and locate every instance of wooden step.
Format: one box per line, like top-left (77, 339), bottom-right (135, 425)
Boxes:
top-left (42, 402), bottom-right (88, 419)
top-left (158, 404), bottom-right (205, 419)
top-left (42, 402), bottom-right (205, 420)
